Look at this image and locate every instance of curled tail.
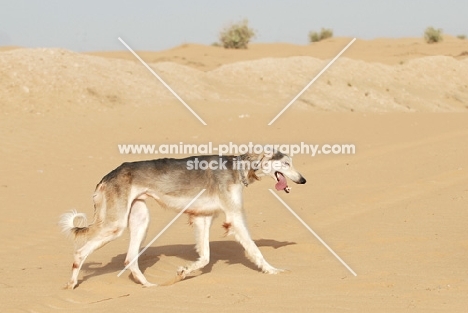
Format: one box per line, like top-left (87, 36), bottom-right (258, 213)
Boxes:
top-left (59, 210), bottom-right (91, 240)
top-left (60, 183), bottom-right (105, 242)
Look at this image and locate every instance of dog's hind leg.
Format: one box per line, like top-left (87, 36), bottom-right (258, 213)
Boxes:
top-left (67, 200), bottom-right (130, 289)
top-left (177, 215), bottom-right (213, 279)
top-left (124, 199), bottom-right (155, 287)
top-left (67, 241), bottom-right (97, 289)
top-left (67, 226), bottom-right (126, 289)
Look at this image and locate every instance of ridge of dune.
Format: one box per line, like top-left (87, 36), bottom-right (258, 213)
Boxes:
top-left (87, 36), bottom-right (468, 69)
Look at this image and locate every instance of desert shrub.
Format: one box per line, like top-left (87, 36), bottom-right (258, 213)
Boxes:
top-left (309, 31), bottom-right (320, 43)
top-left (319, 28), bottom-right (333, 40)
top-left (219, 19), bottom-right (256, 49)
top-left (309, 28), bottom-right (333, 43)
top-left (424, 27), bottom-right (443, 43)
top-left (457, 34), bottom-right (466, 40)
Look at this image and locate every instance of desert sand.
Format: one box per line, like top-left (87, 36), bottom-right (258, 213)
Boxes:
top-left (1, 37), bottom-right (468, 312)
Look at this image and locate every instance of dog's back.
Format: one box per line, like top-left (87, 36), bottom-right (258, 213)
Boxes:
top-left (61, 156), bottom-right (238, 241)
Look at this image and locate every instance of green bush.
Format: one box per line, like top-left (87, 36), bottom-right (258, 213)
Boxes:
top-left (309, 28), bottom-right (333, 43)
top-left (424, 27), bottom-right (443, 43)
top-left (219, 19), bottom-right (256, 49)
top-left (457, 34), bottom-right (466, 40)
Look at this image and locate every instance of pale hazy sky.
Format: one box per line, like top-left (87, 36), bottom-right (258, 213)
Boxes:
top-left (1, 0), bottom-right (467, 52)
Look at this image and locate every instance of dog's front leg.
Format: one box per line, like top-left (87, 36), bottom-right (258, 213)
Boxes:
top-left (226, 211), bottom-right (283, 274)
top-left (177, 215), bottom-right (213, 279)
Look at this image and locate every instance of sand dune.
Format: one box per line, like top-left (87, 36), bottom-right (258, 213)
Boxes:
top-left (2, 40), bottom-right (468, 114)
top-left (1, 38), bottom-right (468, 312)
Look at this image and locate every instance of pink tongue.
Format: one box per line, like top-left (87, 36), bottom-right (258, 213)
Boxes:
top-left (275, 173), bottom-right (288, 191)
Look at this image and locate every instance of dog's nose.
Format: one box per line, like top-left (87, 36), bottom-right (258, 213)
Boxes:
top-left (298, 176), bottom-right (306, 184)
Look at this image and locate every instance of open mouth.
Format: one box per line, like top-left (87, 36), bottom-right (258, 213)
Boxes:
top-left (274, 171), bottom-right (291, 193)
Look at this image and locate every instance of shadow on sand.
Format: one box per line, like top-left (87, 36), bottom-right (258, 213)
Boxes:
top-left (78, 239), bottom-right (295, 287)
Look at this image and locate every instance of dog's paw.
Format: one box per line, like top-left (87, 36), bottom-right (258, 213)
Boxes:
top-left (263, 267), bottom-right (286, 275)
top-left (176, 266), bottom-right (188, 279)
top-left (142, 282), bottom-right (157, 288)
top-left (64, 281), bottom-right (76, 290)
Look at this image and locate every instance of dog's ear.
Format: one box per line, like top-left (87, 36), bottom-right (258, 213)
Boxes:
top-left (251, 150), bottom-right (275, 177)
top-left (258, 149), bottom-right (274, 168)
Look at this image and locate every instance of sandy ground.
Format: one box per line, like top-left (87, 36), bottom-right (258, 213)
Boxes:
top-left (1, 38), bottom-right (468, 312)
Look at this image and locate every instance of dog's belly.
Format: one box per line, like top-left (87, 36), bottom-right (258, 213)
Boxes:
top-left (158, 194), bottom-right (222, 215)
top-left (133, 185), bottom-right (231, 216)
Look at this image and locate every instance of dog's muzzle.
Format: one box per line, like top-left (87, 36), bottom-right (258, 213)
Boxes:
top-left (297, 176), bottom-right (306, 184)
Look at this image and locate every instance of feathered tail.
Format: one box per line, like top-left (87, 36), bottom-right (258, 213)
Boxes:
top-left (59, 210), bottom-right (90, 240)
top-left (60, 183), bottom-right (106, 242)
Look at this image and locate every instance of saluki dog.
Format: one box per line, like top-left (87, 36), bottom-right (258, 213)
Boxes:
top-left (60, 151), bottom-right (306, 289)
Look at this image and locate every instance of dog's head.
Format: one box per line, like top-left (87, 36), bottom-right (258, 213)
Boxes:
top-left (252, 150), bottom-right (306, 193)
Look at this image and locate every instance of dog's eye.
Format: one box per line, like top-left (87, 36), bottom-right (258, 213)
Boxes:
top-left (283, 162), bottom-right (290, 167)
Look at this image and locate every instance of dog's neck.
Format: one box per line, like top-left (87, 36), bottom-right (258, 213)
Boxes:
top-left (236, 155), bottom-right (249, 187)
top-left (236, 154), bottom-right (262, 187)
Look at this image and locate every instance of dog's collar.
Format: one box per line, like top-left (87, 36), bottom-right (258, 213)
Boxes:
top-left (236, 156), bottom-right (249, 187)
